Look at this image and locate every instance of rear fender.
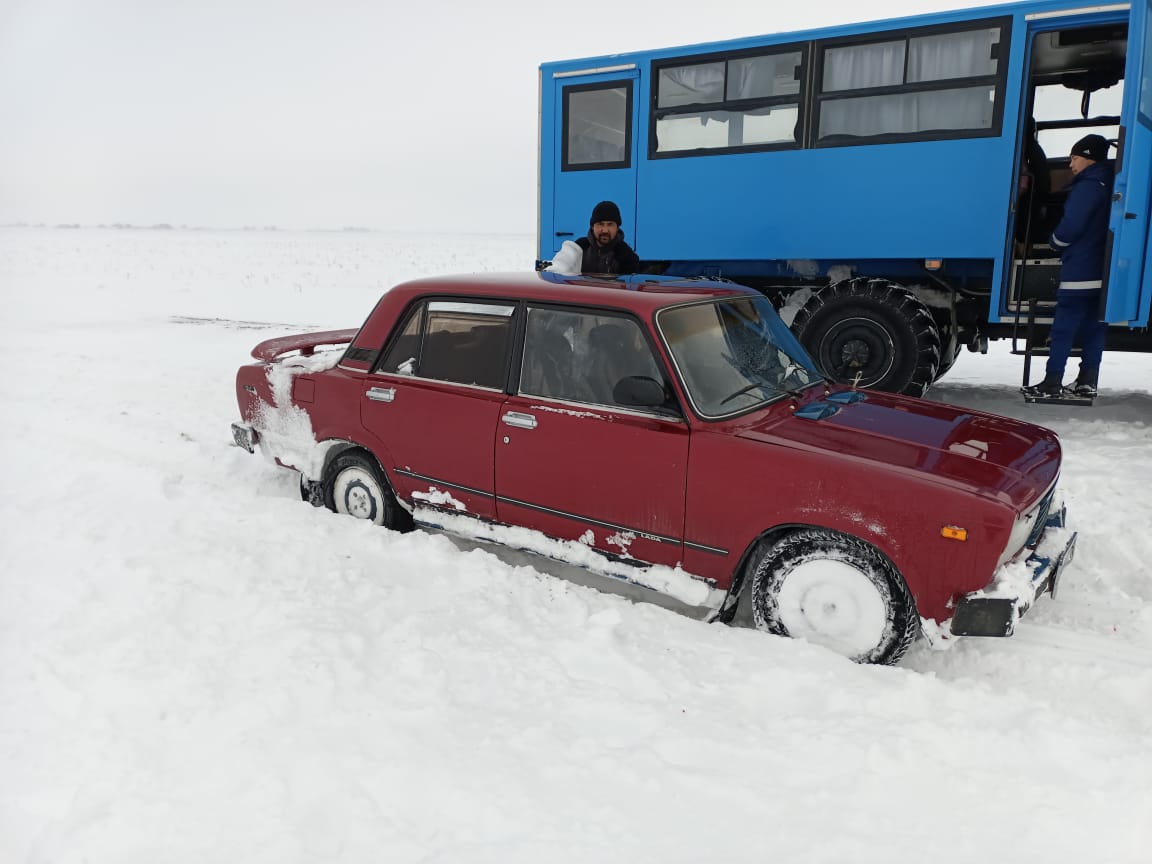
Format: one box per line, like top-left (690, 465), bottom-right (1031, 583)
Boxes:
top-left (310, 438), bottom-right (408, 513)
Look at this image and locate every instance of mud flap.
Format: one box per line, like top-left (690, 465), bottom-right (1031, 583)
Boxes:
top-left (950, 530), bottom-right (1077, 637)
top-left (950, 597), bottom-right (1017, 637)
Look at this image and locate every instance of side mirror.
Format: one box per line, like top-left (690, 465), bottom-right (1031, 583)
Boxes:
top-left (613, 375), bottom-right (669, 409)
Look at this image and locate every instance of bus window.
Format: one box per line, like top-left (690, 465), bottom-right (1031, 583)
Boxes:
top-left (563, 82), bottom-right (632, 170)
top-left (652, 48), bottom-right (804, 155)
top-left (1033, 82), bottom-right (1123, 157)
top-left (816, 21), bottom-right (1008, 144)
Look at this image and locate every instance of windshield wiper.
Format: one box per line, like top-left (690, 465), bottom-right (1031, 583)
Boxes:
top-left (718, 376), bottom-right (806, 406)
top-left (719, 381), bottom-right (774, 406)
top-left (718, 353), bottom-right (810, 406)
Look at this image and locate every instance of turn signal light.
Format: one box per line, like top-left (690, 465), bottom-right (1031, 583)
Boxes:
top-left (924, 259), bottom-right (944, 271)
top-left (941, 525), bottom-right (968, 541)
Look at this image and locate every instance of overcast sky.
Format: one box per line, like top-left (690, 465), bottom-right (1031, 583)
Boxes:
top-left (0, 0), bottom-right (988, 232)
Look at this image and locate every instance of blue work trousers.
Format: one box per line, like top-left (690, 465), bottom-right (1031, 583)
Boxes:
top-left (1046, 288), bottom-right (1108, 381)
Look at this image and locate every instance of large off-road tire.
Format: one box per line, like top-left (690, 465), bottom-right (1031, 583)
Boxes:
top-left (750, 528), bottom-right (918, 665)
top-left (932, 321), bottom-right (963, 383)
top-left (322, 450), bottom-right (412, 531)
top-left (792, 278), bottom-right (940, 396)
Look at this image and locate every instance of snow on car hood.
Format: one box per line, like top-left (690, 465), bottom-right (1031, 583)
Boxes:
top-left (737, 390), bottom-right (1061, 510)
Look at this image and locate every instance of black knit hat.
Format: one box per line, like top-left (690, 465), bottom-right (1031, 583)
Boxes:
top-left (590, 200), bottom-right (622, 226)
top-left (1070, 134), bottom-right (1109, 162)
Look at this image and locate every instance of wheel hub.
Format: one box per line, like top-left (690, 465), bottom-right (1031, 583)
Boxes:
top-left (818, 317), bottom-right (896, 386)
top-left (333, 468), bottom-right (380, 523)
top-left (346, 483), bottom-right (373, 518)
top-left (839, 338), bottom-right (871, 369)
top-left (776, 559), bottom-right (888, 657)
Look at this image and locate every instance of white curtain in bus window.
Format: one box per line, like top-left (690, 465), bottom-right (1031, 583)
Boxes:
top-left (821, 87), bottom-right (994, 137)
top-left (657, 106), bottom-right (798, 150)
top-left (820, 27), bottom-right (1000, 139)
top-left (567, 86), bottom-right (628, 165)
top-left (658, 62), bottom-right (725, 108)
top-left (823, 40), bottom-right (906, 91)
top-left (907, 29), bottom-right (999, 81)
top-left (726, 53), bottom-right (801, 99)
top-left (656, 52), bottom-right (800, 151)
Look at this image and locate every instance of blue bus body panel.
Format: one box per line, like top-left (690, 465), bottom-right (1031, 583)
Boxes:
top-left (538, 0), bottom-right (1150, 329)
top-left (636, 138), bottom-right (1015, 261)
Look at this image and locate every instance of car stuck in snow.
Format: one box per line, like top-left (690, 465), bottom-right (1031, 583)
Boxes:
top-left (231, 272), bottom-right (1076, 664)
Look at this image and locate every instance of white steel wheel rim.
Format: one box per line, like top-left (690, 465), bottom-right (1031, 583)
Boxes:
top-left (333, 467), bottom-right (382, 522)
top-left (775, 559), bottom-right (888, 658)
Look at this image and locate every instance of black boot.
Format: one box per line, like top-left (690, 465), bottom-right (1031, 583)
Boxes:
top-left (1065, 369), bottom-right (1098, 398)
top-left (1022, 375), bottom-right (1064, 398)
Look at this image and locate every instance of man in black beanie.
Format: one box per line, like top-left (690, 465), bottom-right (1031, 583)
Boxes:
top-left (1023, 133), bottom-right (1114, 400)
top-left (547, 200), bottom-right (641, 276)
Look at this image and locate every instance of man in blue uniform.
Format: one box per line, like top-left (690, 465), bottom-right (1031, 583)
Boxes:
top-left (1023, 134), bottom-right (1114, 400)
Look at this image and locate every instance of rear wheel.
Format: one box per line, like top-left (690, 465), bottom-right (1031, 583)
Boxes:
top-left (322, 451), bottom-right (412, 531)
top-left (932, 321), bottom-right (963, 383)
top-left (792, 278), bottom-right (940, 396)
top-left (751, 528), bottom-right (918, 665)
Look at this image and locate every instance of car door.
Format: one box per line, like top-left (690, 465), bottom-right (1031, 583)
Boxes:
top-left (494, 305), bottom-right (688, 567)
top-left (361, 298), bottom-right (516, 520)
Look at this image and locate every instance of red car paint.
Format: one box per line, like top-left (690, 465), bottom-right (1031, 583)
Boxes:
top-left (234, 272), bottom-right (1063, 626)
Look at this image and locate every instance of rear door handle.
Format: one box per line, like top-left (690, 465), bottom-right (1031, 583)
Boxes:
top-left (502, 411), bottom-right (537, 430)
top-left (366, 387), bottom-right (395, 403)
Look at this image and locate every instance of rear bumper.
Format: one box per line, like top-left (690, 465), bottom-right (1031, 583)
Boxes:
top-left (950, 505), bottom-right (1076, 637)
top-left (231, 422), bottom-right (258, 453)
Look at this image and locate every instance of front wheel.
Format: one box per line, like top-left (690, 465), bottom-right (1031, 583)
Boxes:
top-left (751, 528), bottom-right (918, 665)
top-left (321, 450), bottom-right (412, 531)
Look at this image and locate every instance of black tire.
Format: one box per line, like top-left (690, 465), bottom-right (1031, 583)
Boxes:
top-left (321, 450), bottom-right (412, 531)
top-left (750, 528), bottom-right (918, 665)
top-left (792, 278), bottom-right (940, 396)
top-left (932, 321), bottom-right (962, 383)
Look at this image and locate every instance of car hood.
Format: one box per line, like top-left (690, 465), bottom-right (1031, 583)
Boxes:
top-left (737, 391), bottom-right (1061, 511)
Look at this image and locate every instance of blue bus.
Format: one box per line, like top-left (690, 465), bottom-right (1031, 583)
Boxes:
top-left (538, 0), bottom-right (1151, 394)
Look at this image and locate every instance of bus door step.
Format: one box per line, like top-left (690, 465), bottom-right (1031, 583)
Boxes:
top-left (1022, 393), bottom-right (1095, 406)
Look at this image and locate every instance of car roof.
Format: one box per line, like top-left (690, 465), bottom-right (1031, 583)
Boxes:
top-left (386, 271), bottom-right (758, 313)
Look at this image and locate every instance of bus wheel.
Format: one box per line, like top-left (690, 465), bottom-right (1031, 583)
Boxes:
top-left (933, 322), bottom-right (963, 383)
top-left (792, 278), bottom-right (940, 396)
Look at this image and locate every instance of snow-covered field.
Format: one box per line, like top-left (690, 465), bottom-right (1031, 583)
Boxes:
top-left (1, 228), bottom-right (1149, 863)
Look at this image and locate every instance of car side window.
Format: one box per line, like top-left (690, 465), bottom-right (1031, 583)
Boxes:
top-left (520, 307), bottom-right (666, 408)
top-left (378, 300), bottom-right (515, 389)
top-left (379, 306), bottom-right (423, 375)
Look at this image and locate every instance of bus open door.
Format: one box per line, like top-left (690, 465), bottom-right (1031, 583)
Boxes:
top-left (1103, 0), bottom-right (1152, 324)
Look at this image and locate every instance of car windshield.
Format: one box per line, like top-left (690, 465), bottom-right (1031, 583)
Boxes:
top-left (656, 295), bottom-right (822, 417)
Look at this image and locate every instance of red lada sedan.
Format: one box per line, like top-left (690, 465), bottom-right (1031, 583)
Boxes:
top-left (231, 273), bottom-right (1076, 664)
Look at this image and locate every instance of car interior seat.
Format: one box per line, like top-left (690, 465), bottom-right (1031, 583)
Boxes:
top-left (524, 317), bottom-right (574, 398)
top-left (586, 322), bottom-right (644, 406)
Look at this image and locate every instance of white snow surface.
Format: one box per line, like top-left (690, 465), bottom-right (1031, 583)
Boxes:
top-left (1, 228), bottom-right (1150, 863)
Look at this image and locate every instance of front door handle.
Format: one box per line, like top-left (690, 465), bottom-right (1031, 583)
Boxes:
top-left (502, 411), bottom-right (537, 430)
top-left (366, 387), bottom-right (395, 403)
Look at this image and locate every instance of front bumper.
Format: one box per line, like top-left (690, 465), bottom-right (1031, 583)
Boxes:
top-left (950, 505), bottom-right (1076, 637)
top-left (231, 422), bottom-right (258, 453)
